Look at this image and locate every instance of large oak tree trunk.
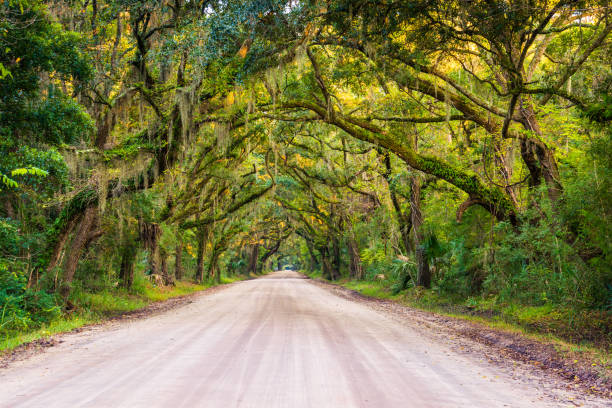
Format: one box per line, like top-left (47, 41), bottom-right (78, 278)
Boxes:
top-left (304, 238), bottom-right (319, 272)
top-left (60, 206), bottom-right (97, 298)
top-left (518, 99), bottom-right (563, 202)
top-left (206, 250), bottom-right (220, 284)
top-left (119, 243), bottom-right (137, 289)
top-left (392, 192), bottom-right (412, 254)
top-left (347, 235), bottom-right (363, 279)
top-left (410, 175), bottom-right (430, 288)
top-left (140, 222), bottom-right (161, 281)
top-left (383, 152), bottom-right (412, 253)
top-left (46, 217), bottom-right (78, 276)
top-left (319, 246), bottom-right (333, 280)
top-left (330, 236), bottom-right (340, 281)
top-left (248, 244), bottom-right (259, 275)
top-left (196, 227), bottom-right (206, 283)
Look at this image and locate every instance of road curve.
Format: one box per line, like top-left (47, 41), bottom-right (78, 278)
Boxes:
top-left (0, 271), bottom-right (604, 407)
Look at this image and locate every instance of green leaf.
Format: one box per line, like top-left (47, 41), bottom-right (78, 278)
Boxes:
top-left (0, 63), bottom-right (12, 80)
top-left (11, 167), bottom-right (49, 177)
top-left (1, 173), bottom-right (18, 188)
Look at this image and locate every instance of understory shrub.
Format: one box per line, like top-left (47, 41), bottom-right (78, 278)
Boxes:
top-left (0, 265), bottom-right (60, 333)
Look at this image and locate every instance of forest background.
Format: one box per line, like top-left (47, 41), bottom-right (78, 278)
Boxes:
top-left (0, 0), bottom-right (610, 356)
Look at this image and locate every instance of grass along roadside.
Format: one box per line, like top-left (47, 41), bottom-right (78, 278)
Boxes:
top-left (306, 272), bottom-right (612, 385)
top-left (0, 275), bottom-right (247, 354)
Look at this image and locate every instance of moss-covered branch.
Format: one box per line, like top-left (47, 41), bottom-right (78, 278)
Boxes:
top-left (179, 183), bottom-right (274, 230)
top-left (279, 100), bottom-right (516, 222)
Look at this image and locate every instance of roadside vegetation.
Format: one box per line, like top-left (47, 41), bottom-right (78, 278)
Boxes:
top-left (310, 269), bottom-right (611, 359)
top-left (303, 178), bottom-right (612, 351)
top-left (1, 0), bottom-right (610, 362)
top-left (1, 265), bottom-right (246, 352)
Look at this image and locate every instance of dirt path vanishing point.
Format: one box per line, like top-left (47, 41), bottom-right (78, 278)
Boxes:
top-left (0, 271), bottom-right (609, 407)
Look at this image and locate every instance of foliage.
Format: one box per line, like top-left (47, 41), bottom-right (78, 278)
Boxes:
top-left (1, 0), bottom-right (610, 351)
top-left (0, 264), bottom-right (60, 333)
top-left (390, 258), bottom-right (416, 295)
top-left (0, 1), bottom-right (93, 147)
top-left (0, 166), bottom-right (48, 190)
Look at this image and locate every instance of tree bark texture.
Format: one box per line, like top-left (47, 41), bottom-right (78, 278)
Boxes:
top-left (304, 238), bottom-right (319, 272)
top-left (119, 243), bottom-right (137, 289)
top-left (383, 151), bottom-right (412, 253)
top-left (410, 176), bottom-right (431, 288)
top-left (518, 99), bottom-right (562, 202)
top-left (330, 236), bottom-right (340, 281)
top-left (347, 235), bottom-right (363, 279)
top-left (196, 227), bottom-right (206, 283)
top-left (160, 250), bottom-right (173, 286)
top-left (140, 222), bottom-right (161, 281)
top-left (60, 206), bottom-right (97, 298)
top-left (248, 244), bottom-right (259, 275)
top-left (319, 246), bottom-right (333, 280)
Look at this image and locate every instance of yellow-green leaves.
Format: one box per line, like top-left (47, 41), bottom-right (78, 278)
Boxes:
top-left (0, 167), bottom-right (49, 190)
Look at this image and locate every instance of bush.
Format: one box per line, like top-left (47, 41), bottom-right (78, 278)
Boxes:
top-left (0, 265), bottom-right (60, 333)
top-left (436, 238), bottom-right (482, 298)
top-left (390, 257), bottom-right (416, 294)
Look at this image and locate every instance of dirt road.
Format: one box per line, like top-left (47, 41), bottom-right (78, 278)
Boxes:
top-left (0, 271), bottom-right (608, 407)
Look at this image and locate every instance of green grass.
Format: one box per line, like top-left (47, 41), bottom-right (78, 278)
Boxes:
top-left (0, 315), bottom-right (93, 352)
top-left (0, 274), bottom-right (249, 354)
top-left (74, 289), bottom-right (149, 314)
top-left (342, 280), bottom-right (395, 299)
top-left (140, 281), bottom-right (208, 302)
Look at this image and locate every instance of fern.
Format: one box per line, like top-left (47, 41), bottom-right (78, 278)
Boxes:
top-left (390, 257), bottom-right (416, 295)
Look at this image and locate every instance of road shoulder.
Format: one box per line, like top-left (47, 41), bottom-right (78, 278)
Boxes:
top-left (0, 280), bottom-right (238, 369)
top-left (306, 275), bottom-right (612, 401)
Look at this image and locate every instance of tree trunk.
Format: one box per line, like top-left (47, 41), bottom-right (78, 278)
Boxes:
top-left (304, 238), bottom-right (319, 272)
top-left (319, 246), bottom-right (333, 280)
top-left (248, 244), bottom-right (259, 275)
top-left (149, 231), bottom-right (161, 275)
top-left (196, 227), bottom-right (206, 283)
top-left (60, 206), bottom-right (97, 298)
top-left (214, 254), bottom-right (221, 284)
top-left (382, 151), bottom-right (412, 253)
top-left (493, 144), bottom-right (519, 207)
top-left (160, 250), bottom-right (173, 286)
top-left (410, 175), bottom-right (431, 288)
top-left (95, 108), bottom-right (115, 148)
top-left (520, 139), bottom-right (542, 187)
top-left (140, 222), bottom-right (161, 279)
top-left (259, 241), bottom-right (281, 273)
top-left (347, 235), bottom-right (363, 279)
top-left (149, 243), bottom-right (160, 277)
top-left (206, 250), bottom-right (220, 283)
top-left (206, 250), bottom-right (215, 281)
top-left (119, 243), bottom-right (136, 289)
top-left (391, 191), bottom-right (412, 254)
top-left (175, 237), bottom-right (184, 281)
top-left (46, 217), bottom-right (78, 275)
top-left (240, 248), bottom-right (250, 275)
top-left (331, 236), bottom-right (341, 280)
top-left (518, 99), bottom-right (563, 202)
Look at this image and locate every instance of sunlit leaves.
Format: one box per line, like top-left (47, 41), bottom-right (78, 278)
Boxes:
top-left (0, 167), bottom-right (48, 190)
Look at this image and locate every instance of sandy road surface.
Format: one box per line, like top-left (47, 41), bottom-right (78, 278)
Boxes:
top-left (0, 271), bottom-right (608, 407)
